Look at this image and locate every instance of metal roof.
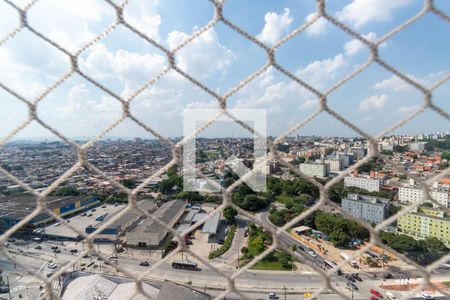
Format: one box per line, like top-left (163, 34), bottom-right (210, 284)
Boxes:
top-left (201, 212), bottom-right (221, 234)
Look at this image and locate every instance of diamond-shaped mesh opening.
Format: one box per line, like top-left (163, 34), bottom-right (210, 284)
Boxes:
top-left (0, 0), bottom-right (449, 300)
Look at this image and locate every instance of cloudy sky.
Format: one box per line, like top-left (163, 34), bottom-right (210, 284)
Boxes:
top-left (0, 0), bottom-right (449, 139)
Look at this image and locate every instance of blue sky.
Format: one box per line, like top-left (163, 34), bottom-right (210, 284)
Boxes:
top-left (0, 0), bottom-right (449, 139)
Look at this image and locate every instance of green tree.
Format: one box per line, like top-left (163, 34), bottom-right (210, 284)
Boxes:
top-left (250, 236), bottom-right (265, 254)
top-left (329, 228), bottom-right (350, 248)
top-left (121, 179), bottom-right (136, 189)
top-left (278, 252), bottom-right (292, 268)
top-left (223, 207), bottom-right (238, 224)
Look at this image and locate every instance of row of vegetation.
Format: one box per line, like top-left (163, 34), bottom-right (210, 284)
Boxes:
top-left (380, 231), bottom-right (449, 266)
top-left (208, 225), bottom-right (236, 259)
top-left (240, 224), bottom-right (295, 270)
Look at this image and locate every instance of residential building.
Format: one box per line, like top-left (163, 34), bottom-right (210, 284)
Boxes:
top-left (398, 184), bottom-right (449, 207)
top-left (397, 207), bottom-right (450, 245)
top-left (299, 162), bottom-right (330, 179)
top-left (324, 158), bottom-right (343, 172)
top-left (344, 174), bottom-right (384, 192)
top-left (341, 194), bottom-right (389, 225)
top-left (410, 142), bottom-right (428, 152)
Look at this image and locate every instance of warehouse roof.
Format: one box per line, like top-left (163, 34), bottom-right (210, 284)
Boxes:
top-left (128, 200), bottom-right (186, 238)
top-left (0, 195), bottom-right (92, 219)
top-left (62, 274), bottom-right (159, 300)
top-left (201, 212), bottom-right (221, 234)
top-left (157, 280), bottom-right (210, 300)
top-left (97, 200), bottom-right (156, 230)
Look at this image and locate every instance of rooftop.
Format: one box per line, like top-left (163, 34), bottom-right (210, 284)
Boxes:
top-left (201, 212), bottom-right (221, 234)
top-left (0, 195), bottom-right (94, 219)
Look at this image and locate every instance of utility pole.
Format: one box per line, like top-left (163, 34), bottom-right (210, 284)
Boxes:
top-left (6, 276), bottom-right (11, 300)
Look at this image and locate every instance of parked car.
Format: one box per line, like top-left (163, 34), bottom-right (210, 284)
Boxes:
top-left (0, 286), bottom-right (10, 294)
top-left (53, 249), bottom-right (61, 253)
top-left (370, 289), bottom-right (383, 298)
top-left (346, 282), bottom-right (358, 291)
top-left (139, 261), bottom-right (150, 267)
top-left (268, 292), bottom-right (279, 299)
top-left (345, 274), bottom-right (355, 283)
top-left (335, 268), bottom-right (343, 276)
top-left (47, 263), bottom-right (57, 269)
top-left (70, 249), bottom-right (78, 253)
top-left (296, 245), bottom-right (305, 252)
top-left (351, 273), bottom-right (362, 282)
top-left (35, 245), bottom-right (42, 250)
top-left (382, 272), bottom-right (393, 279)
top-left (385, 291), bottom-right (397, 300)
top-left (46, 272), bottom-right (53, 278)
top-left (50, 246), bottom-right (58, 250)
top-left (307, 250), bottom-right (317, 258)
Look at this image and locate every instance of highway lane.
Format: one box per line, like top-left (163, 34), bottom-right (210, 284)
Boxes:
top-left (3, 242), bottom-right (387, 299)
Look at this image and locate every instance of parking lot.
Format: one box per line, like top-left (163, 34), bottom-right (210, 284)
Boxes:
top-left (42, 204), bottom-right (126, 239)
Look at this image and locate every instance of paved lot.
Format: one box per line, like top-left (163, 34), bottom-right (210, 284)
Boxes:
top-left (43, 204), bottom-right (126, 239)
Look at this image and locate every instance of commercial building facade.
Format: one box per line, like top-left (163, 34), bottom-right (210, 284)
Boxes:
top-left (397, 207), bottom-right (450, 244)
top-left (344, 175), bottom-right (384, 192)
top-left (341, 194), bottom-right (389, 225)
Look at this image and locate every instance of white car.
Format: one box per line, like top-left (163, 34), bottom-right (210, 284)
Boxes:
top-left (47, 263), bottom-right (57, 269)
top-left (386, 291), bottom-right (397, 300)
top-left (421, 292), bottom-right (434, 300)
top-left (308, 250), bottom-right (317, 258)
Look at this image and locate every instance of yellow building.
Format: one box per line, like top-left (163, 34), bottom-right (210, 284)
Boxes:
top-left (397, 207), bottom-right (450, 245)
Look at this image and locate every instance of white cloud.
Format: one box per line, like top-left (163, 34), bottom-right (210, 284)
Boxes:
top-left (299, 98), bottom-right (318, 110)
top-left (359, 94), bottom-right (389, 111)
top-left (123, 0), bottom-right (161, 41)
top-left (373, 71), bottom-right (447, 92)
top-left (305, 13), bottom-right (327, 36)
top-left (296, 54), bottom-right (348, 87)
top-left (397, 104), bottom-right (420, 114)
top-left (167, 28), bottom-right (235, 77)
top-left (257, 8), bottom-right (293, 45)
top-left (81, 44), bottom-right (166, 84)
top-left (344, 32), bottom-right (378, 56)
top-left (373, 75), bottom-right (411, 92)
top-left (337, 0), bottom-right (413, 27)
top-left (27, 0), bottom-right (114, 52)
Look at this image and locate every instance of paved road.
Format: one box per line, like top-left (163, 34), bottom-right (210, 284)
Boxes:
top-left (3, 235), bottom-right (450, 300)
top-left (2, 242), bottom-right (400, 300)
top-left (219, 217), bottom-right (248, 266)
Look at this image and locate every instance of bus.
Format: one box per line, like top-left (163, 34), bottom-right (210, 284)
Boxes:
top-left (171, 261), bottom-right (198, 271)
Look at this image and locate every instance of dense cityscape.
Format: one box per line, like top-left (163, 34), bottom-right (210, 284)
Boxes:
top-left (0, 133), bottom-right (449, 299)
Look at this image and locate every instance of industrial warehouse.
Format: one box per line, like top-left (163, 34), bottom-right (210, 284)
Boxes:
top-left (0, 195), bottom-right (99, 229)
top-left (126, 199), bottom-right (186, 248)
top-left (1, 194), bottom-right (223, 249)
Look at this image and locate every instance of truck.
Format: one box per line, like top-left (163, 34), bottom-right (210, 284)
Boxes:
top-left (340, 252), bottom-right (358, 268)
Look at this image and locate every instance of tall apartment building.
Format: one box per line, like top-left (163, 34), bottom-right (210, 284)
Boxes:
top-left (344, 174), bottom-right (384, 192)
top-left (398, 183), bottom-right (449, 207)
top-left (397, 207), bottom-right (450, 244)
top-left (299, 162), bottom-right (330, 179)
top-left (324, 158), bottom-right (343, 172)
top-left (341, 194), bottom-right (389, 224)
